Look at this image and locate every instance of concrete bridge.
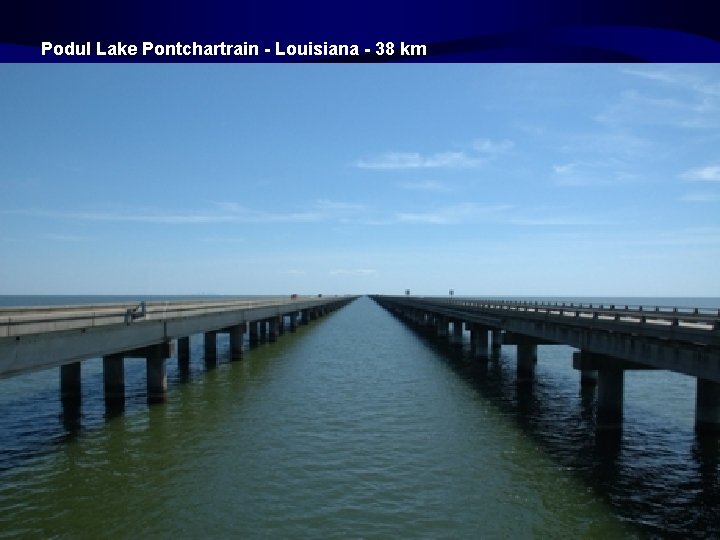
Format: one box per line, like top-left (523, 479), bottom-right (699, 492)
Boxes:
top-left (371, 295), bottom-right (720, 432)
top-left (0, 296), bottom-right (357, 406)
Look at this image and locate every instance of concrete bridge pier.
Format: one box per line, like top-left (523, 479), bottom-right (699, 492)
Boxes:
top-left (597, 368), bottom-right (624, 429)
top-left (491, 330), bottom-right (502, 356)
top-left (435, 316), bottom-right (448, 338)
top-left (278, 316), bottom-right (285, 336)
top-left (424, 312), bottom-right (435, 332)
top-left (269, 317), bottom-right (280, 342)
top-left (301, 309), bottom-right (310, 325)
top-left (572, 351), bottom-right (598, 387)
top-left (516, 341), bottom-right (537, 380)
top-left (204, 330), bottom-right (218, 366)
top-left (146, 343), bottom-right (171, 403)
top-left (60, 362), bottom-right (82, 403)
top-left (177, 336), bottom-right (191, 372)
top-left (259, 320), bottom-right (268, 342)
top-left (290, 312), bottom-right (298, 331)
top-left (103, 353), bottom-right (125, 406)
top-left (450, 320), bottom-right (464, 347)
top-left (228, 324), bottom-right (244, 360)
top-left (470, 324), bottom-right (490, 357)
top-left (696, 379), bottom-right (720, 432)
top-left (249, 321), bottom-right (260, 345)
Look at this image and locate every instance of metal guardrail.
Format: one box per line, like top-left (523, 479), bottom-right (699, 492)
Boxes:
top-left (384, 297), bottom-right (720, 333)
top-left (0, 296), bottom-right (336, 338)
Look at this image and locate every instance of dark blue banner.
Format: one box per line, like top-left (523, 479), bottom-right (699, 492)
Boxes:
top-left (1, 0), bottom-right (719, 62)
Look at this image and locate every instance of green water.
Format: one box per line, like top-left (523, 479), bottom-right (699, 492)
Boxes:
top-left (0, 296), bottom-right (694, 537)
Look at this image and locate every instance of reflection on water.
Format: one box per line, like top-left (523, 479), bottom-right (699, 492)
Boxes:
top-left (397, 310), bottom-right (720, 538)
top-left (0, 296), bottom-right (718, 538)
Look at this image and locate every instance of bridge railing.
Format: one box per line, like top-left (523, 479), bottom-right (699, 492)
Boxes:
top-left (0, 296), bottom-right (340, 338)
top-left (388, 296), bottom-right (720, 333)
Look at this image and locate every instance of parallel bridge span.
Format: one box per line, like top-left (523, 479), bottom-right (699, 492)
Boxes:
top-left (0, 296), bottom-right (358, 404)
top-left (371, 295), bottom-right (720, 432)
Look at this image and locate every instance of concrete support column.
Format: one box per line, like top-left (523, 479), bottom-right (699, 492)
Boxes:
top-left (249, 321), bottom-right (259, 345)
top-left (516, 342), bottom-right (537, 380)
top-left (597, 368), bottom-right (624, 429)
top-left (696, 379), bottom-right (720, 432)
top-left (204, 330), bottom-right (218, 365)
top-left (269, 317), bottom-right (280, 341)
top-left (146, 345), bottom-right (168, 404)
top-left (290, 312), bottom-right (298, 331)
top-left (259, 320), bottom-right (267, 342)
top-left (178, 336), bottom-right (190, 371)
top-left (572, 351), bottom-right (598, 387)
top-left (229, 325), bottom-right (244, 360)
top-left (278, 315), bottom-right (285, 335)
top-left (471, 325), bottom-right (489, 357)
top-left (436, 317), bottom-right (448, 337)
top-left (103, 353), bottom-right (125, 402)
top-left (60, 362), bottom-right (82, 403)
top-left (424, 313), bottom-right (435, 331)
top-left (301, 309), bottom-right (310, 325)
top-left (491, 330), bottom-right (502, 355)
top-left (581, 369), bottom-right (598, 386)
top-left (451, 320), bottom-right (464, 347)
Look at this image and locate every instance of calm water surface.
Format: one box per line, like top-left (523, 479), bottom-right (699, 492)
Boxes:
top-left (0, 296), bottom-right (718, 538)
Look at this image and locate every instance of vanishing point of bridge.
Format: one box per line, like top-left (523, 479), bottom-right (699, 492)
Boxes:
top-left (2, 294), bottom-right (720, 434)
top-left (372, 295), bottom-right (720, 432)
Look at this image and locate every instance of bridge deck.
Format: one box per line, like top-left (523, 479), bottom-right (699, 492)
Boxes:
top-left (0, 296), bottom-right (356, 378)
top-left (0, 297), bottom-right (326, 337)
top-left (372, 296), bottom-right (720, 382)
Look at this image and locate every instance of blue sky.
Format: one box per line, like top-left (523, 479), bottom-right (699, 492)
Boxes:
top-left (1, 64), bottom-right (719, 296)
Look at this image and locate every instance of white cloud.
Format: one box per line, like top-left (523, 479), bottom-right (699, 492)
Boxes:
top-left (508, 217), bottom-right (615, 226)
top-left (356, 151), bottom-right (480, 170)
top-left (39, 233), bottom-right (90, 242)
top-left (397, 180), bottom-right (451, 192)
top-left (356, 138), bottom-right (514, 170)
top-left (329, 269), bottom-right (377, 276)
top-left (314, 199), bottom-right (365, 211)
top-left (680, 165), bottom-right (720, 182)
top-left (553, 163), bottom-right (576, 174)
top-left (395, 203), bottom-right (512, 225)
top-left (598, 70), bottom-right (720, 129)
top-left (623, 68), bottom-right (720, 98)
top-left (6, 205), bottom-right (325, 225)
top-left (472, 138), bottom-right (514, 153)
top-left (550, 160), bottom-right (641, 187)
top-left (201, 236), bottom-right (245, 242)
top-left (680, 192), bottom-right (720, 202)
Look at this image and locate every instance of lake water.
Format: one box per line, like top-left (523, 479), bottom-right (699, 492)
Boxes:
top-left (0, 295), bottom-right (718, 538)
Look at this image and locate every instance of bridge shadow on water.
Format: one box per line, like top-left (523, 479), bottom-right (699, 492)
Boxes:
top-left (390, 312), bottom-right (720, 539)
top-left (0, 324), bottom-right (311, 474)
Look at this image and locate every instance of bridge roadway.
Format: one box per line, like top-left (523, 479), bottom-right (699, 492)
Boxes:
top-left (0, 295), bottom-right (357, 404)
top-left (371, 295), bottom-right (720, 432)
